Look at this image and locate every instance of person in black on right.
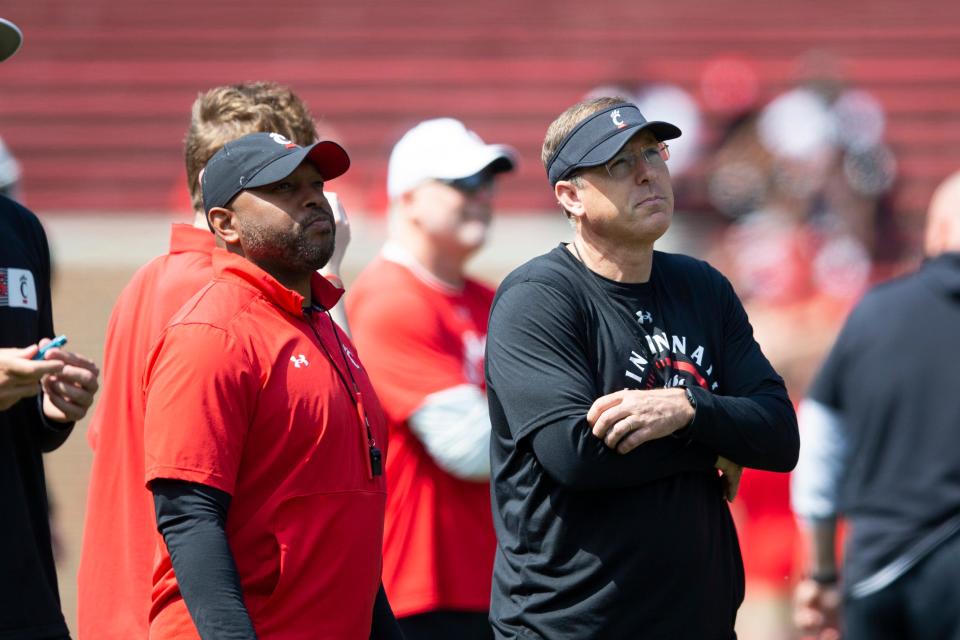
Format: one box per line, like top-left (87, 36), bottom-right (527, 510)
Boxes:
top-left (485, 96), bottom-right (799, 639)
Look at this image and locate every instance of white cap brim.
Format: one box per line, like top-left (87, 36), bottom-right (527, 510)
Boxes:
top-left (387, 118), bottom-right (517, 199)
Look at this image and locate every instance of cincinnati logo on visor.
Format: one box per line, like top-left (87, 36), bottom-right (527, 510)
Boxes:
top-left (610, 109), bottom-right (627, 129)
top-left (269, 132), bottom-right (298, 149)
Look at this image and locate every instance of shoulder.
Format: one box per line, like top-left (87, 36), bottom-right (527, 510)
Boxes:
top-left (350, 257), bottom-right (423, 307)
top-left (165, 278), bottom-right (260, 335)
top-left (833, 269), bottom-right (923, 339)
top-left (0, 195), bottom-right (47, 244)
top-left (859, 268), bottom-right (924, 308)
top-left (490, 250), bottom-right (588, 333)
top-left (348, 258), bottom-right (437, 326)
top-left (463, 276), bottom-right (496, 300)
top-left (654, 250), bottom-right (728, 286)
top-left (496, 246), bottom-right (579, 302)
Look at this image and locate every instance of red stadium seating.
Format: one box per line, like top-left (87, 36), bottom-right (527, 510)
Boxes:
top-left (0, 0), bottom-right (958, 217)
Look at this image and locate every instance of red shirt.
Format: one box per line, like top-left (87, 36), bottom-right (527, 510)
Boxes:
top-left (78, 224), bottom-right (215, 640)
top-left (143, 249), bottom-right (388, 640)
top-left (347, 252), bottom-right (496, 617)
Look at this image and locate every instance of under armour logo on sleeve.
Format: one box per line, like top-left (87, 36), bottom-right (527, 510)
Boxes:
top-left (290, 354), bottom-right (310, 368)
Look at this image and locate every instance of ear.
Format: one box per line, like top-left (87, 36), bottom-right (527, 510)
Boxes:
top-left (208, 206), bottom-right (242, 247)
top-left (555, 179), bottom-right (586, 222)
top-left (398, 185), bottom-right (429, 227)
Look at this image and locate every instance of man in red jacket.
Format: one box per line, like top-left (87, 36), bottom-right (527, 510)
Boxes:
top-left (77, 82), bottom-right (329, 639)
top-left (143, 132), bottom-right (399, 638)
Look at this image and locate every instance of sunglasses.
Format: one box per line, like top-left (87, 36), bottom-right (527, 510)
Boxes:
top-left (438, 171), bottom-right (496, 194)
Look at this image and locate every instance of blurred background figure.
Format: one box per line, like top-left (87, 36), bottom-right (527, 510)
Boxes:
top-left (693, 52), bottom-right (900, 640)
top-left (348, 118), bottom-right (515, 640)
top-left (791, 170), bottom-right (960, 640)
top-left (0, 135), bottom-right (22, 202)
top-left (1, 16), bottom-right (100, 640)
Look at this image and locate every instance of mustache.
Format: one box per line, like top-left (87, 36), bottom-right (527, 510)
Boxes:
top-left (302, 208), bottom-right (334, 228)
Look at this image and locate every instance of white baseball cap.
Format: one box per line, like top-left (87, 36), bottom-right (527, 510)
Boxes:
top-left (387, 118), bottom-right (516, 199)
top-left (0, 18), bottom-right (23, 62)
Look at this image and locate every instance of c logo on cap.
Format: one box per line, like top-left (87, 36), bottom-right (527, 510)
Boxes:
top-left (610, 109), bottom-right (627, 129)
top-left (269, 132), bottom-right (297, 149)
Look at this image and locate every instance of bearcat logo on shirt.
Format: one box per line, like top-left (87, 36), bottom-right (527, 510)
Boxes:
top-left (624, 327), bottom-right (718, 392)
top-left (0, 267), bottom-right (38, 310)
top-left (462, 331), bottom-right (486, 386)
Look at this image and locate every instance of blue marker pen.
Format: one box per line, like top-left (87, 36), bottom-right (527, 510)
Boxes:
top-left (33, 335), bottom-right (67, 360)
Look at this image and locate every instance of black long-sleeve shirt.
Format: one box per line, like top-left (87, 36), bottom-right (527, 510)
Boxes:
top-left (0, 195), bottom-right (72, 639)
top-left (486, 246), bottom-right (798, 640)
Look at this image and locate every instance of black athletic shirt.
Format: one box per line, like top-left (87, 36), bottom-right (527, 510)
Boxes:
top-left (0, 195), bottom-right (72, 639)
top-left (808, 252), bottom-right (960, 587)
top-left (486, 245), bottom-right (798, 640)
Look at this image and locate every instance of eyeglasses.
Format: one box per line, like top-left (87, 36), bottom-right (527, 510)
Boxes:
top-left (439, 171), bottom-right (495, 194)
top-left (603, 143), bottom-right (670, 180)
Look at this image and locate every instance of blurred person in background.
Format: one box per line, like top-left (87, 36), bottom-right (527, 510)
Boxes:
top-left (76, 82), bottom-right (352, 639)
top-left (485, 96), bottom-right (799, 639)
top-left (698, 53), bottom-right (900, 640)
top-left (791, 170), bottom-right (960, 640)
top-left (347, 118), bottom-right (515, 640)
top-left (0, 135), bottom-right (22, 202)
top-left (143, 132), bottom-right (400, 639)
top-left (1, 17), bottom-right (101, 639)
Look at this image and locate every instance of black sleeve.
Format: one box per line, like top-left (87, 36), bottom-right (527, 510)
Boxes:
top-left (34, 393), bottom-right (74, 452)
top-left (369, 583), bottom-right (404, 639)
top-left (487, 281), bottom-right (715, 490)
top-left (30, 216), bottom-right (75, 452)
top-left (152, 479), bottom-right (258, 640)
top-left (682, 275), bottom-right (799, 472)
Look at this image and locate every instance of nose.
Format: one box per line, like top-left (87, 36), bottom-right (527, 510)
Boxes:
top-left (470, 183), bottom-right (495, 205)
top-left (633, 160), bottom-right (653, 184)
top-left (633, 157), bottom-right (666, 184)
top-left (302, 182), bottom-right (327, 209)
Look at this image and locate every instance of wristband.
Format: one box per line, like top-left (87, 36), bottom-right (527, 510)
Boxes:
top-left (684, 386), bottom-right (697, 422)
top-left (808, 570), bottom-right (839, 585)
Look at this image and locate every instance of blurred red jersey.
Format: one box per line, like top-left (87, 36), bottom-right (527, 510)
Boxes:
top-left (348, 254), bottom-right (496, 617)
top-left (78, 224), bottom-right (214, 639)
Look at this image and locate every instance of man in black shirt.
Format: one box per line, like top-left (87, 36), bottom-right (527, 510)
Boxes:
top-left (485, 96), bottom-right (799, 639)
top-left (1, 19), bottom-right (101, 638)
top-left (792, 170), bottom-right (960, 640)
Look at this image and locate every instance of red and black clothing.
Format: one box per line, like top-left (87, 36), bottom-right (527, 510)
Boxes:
top-left (486, 246), bottom-right (798, 639)
top-left (78, 224), bottom-right (215, 639)
top-left (143, 249), bottom-right (389, 639)
top-left (0, 195), bottom-right (71, 640)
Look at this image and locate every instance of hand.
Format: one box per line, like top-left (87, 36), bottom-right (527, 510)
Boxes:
top-left (39, 341), bottom-right (100, 423)
top-left (715, 456), bottom-right (743, 502)
top-left (587, 388), bottom-right (694, 454)
top-left (0, 345), bottom-right (65, 411)
top-left (322, 191), bottom-right (351, 277)
top-left (794, 578), bottom-right (842, 640)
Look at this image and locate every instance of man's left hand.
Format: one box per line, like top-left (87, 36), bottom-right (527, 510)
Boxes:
top-left (587, 388), bottom-right (694, 454)
top-left (322, 191), bottom-right (351, 278)
top-left (40, 343), bottom-right (100, 423)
